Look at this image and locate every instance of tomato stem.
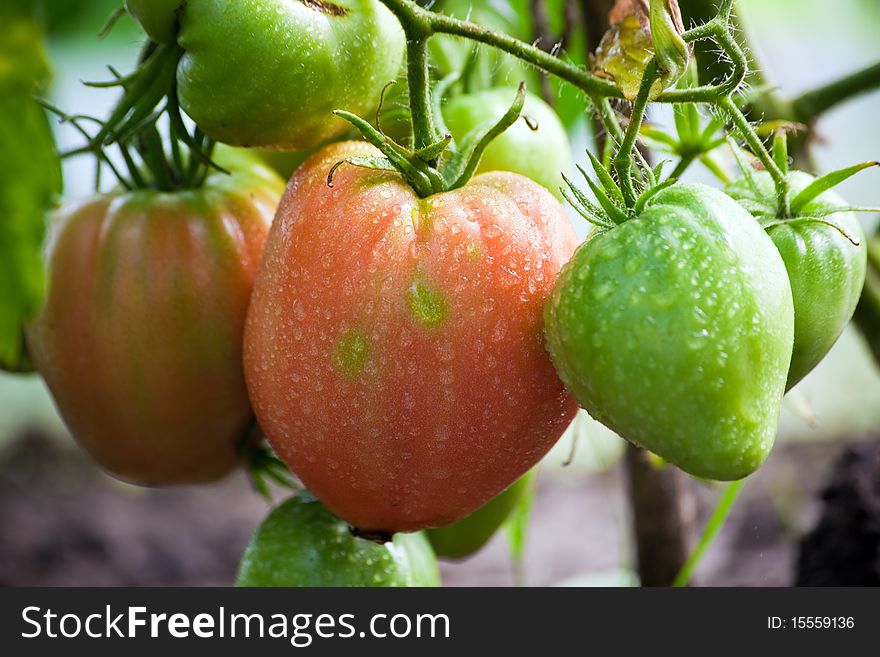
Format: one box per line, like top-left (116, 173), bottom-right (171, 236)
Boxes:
top-left (721, 96), bottom-right (791, 216)
top-left (672, 479), bottom-right (744, 587)
top-left (792, 60), bottom-right (880, 121)
top-left (403, 33), bottom-right (440, 153)
top-left (615, 59), bottom-right (659, 209)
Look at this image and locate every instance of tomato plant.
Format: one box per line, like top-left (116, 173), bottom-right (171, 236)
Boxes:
top-left (6, 0), bottom-right (880, 590)
top-left (244, 141), bottom-right (579, 531)
top-left (27, 153), bottom-right (284, 484)
top-left (236, 491), bottom-right (440, 587)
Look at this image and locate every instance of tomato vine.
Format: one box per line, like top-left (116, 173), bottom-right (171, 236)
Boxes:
top-left (370, 0), bottom-right (796, 217)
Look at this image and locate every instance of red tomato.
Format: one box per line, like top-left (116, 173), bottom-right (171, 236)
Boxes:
top-left (27, 163), bottom-right (283, 484)
top-left (244, 141), bottom-right (579, 532)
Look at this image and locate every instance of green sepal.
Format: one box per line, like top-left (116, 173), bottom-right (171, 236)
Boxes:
top-left (414, 134), bottom-right (453, 163)
top-left (442, 82), bottom-right (526, 190)
top-left (327, 156), bottom-right (397, 187)
top-left (649, 0), bottom-right (689, 91)
top-left (576, 164), bottom-right (629, 225)
top-left (334, 109), bottom-right (445, 197)
top-left (561, 173), bottom-right (615, 230)
top-left (634, 178), bottom-right (677, 214)
top-left (789, 161), bottom-right (879, 215)
top-left (586, 150), bottom-right (626, 206)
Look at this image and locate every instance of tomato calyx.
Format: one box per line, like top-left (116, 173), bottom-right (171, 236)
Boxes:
top-left (729, 134), bottom-right (879, 240)
top-left (329, 82), bottom-right (529, 198)
top-left (239, 424), bottom-right (301, 501)
top-left (562, 148), bottom-right (677, 230)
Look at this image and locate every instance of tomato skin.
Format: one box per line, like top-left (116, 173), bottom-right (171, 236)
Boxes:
top-left (545, 184), bottom-right (794, 481)
top-left (125, 0), bottom-right (182, 44)
top-left (235, 491), bottom-right (440, 587)
top-left (244, 141), bottom-right (579, 532)
top-left (176, 0), bottom-right (404, 150)
top-left (442, 89), bottom-right (571, 200)
top-left (26, 161), bottom-right (284, 485)
top-left (726, 171), bottom-right (867, 389)
top-left (427, 470), bottom-right (534, 560)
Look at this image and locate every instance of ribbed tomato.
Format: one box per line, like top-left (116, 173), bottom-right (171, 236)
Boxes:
top-left (27, 160), bottom-right (284, 485)
top-left (244, 141), bottom-right (579, 532)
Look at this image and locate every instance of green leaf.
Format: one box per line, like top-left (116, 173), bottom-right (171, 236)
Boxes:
top-left (503, 473), bottom-right (536, 567)
top-left (0, 1), bottom-right (61, 371)
top-left (672, 480), bottom-right (744, 587)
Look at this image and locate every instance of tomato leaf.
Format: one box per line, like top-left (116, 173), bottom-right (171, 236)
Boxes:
top-left (0, 0), bottom-right (61, 371)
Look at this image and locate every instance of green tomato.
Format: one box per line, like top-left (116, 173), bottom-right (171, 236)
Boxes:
top-left (235, 491), bottom-right (441, 587)
top-left (545, 183), bottom-right (794, 481)
top-left (125, 0), bottom-right (182, 44)
top-left (176, 0), bottom-right (405, 150)
top-left (427, 470), bottom-right (534, 560)
top-left (726, 171), bottom-right (867, 389)
top-left (215, 143), bottom-right (313, 181)
top-left (442, 88), bottom-right (571, 200)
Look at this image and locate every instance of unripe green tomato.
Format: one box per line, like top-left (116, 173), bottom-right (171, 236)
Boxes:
top-left (215, 143), bottom-right (314, 182)
top-left (726, 171), bottom-right (867, 389)
top-left (125, 0), bottom-right (182, 44)
top-left (545, 183), bottom-right (794, 481)
top-left (176, 0), bottom-right (405, 150)
top-left (427, 470), bottom-right (534, 560)
top-left (442, 88), bottom-right (571, 200)
top-left (235, 492), bottom-right (441, 587)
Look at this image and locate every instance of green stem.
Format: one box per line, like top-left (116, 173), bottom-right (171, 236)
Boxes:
top-left (593, 96), bottom-right (624, 143)
top-left (721, 96), bottom-right (790, 216)
top-left (669, 151), bottom-right (697, 180)
top-left (672, 479), bottom-right (744, 587)
top-left (792, 60), bottom-right (880, 122)
top-left (656, 19), bottom-right (746, 103)
top-left (404, 34), bottom-right (439, 152)
top-left (615, 60), bottom-right (658, 208)
top-left (378, 0), bottom-right (622, 99)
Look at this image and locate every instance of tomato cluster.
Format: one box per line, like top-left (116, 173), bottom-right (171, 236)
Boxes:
top-left (23, 0), bottom-right (871, 586)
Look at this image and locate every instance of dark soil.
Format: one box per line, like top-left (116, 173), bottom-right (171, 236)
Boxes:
top-left (795, 442), bottom-right (880, 586)
top-left (0, 430), bottom-right (875, 587)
